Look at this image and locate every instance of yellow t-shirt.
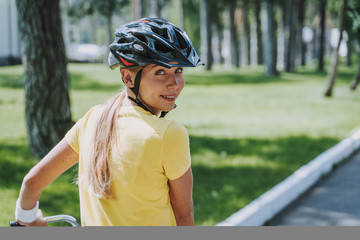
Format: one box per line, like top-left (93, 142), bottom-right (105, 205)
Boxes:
top-left (65, 105), bottom-right (191, 226)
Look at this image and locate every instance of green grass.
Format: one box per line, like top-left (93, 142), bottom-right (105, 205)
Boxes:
top-left (1, 61), bottom-right (360, 226)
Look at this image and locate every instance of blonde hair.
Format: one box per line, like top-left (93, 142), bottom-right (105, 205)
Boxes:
top-left (79, 67), bottom-right (141, 199)
top-left (79, 89), bottom-right (126, 199)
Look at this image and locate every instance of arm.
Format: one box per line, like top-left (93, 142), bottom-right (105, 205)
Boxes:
top-left (17, 138), bottom-right (79, 226)
top-left (168, 167), bottom-right (194, 226)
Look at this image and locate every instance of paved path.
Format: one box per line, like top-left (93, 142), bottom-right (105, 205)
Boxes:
top-left (268, 150), bottom-right (360, 226)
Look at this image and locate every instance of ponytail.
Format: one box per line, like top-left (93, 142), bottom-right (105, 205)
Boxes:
top-left (80, 90), bottom-right (127, 199)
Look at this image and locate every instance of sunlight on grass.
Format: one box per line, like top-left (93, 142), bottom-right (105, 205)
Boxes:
top-left (1, 62), bottom-right (360, 226)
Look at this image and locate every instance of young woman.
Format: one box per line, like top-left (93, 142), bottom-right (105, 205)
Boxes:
top-left (14, 18), bottom-right (203, 226)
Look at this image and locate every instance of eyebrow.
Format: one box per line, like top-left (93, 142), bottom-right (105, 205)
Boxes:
top-left (147, 64), bottom-right (157, 69)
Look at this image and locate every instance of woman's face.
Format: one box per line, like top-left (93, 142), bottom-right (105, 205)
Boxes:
top-left (134, 64), bottom-right (185, 116)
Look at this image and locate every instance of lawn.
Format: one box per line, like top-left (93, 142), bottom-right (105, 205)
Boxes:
top-left (0, 62), bottom-right (359, 226)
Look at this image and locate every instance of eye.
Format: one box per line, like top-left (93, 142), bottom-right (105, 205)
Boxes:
top-left (155, 70), bottom-right (165, 75)
top-left (175, 67), bottom-right (183, 74)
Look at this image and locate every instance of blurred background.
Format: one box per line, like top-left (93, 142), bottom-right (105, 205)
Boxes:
top-left (1, 0), bottom-right (359, 72)
top-left (0, 0), bottom-right (360, 226)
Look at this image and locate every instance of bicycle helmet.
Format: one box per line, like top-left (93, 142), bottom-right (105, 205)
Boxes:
top-left (108, 18), bottom-right (203, 69)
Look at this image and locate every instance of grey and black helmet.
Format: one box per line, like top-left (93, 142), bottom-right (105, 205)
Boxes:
top-left (108, 18), bottom-right (204, 69)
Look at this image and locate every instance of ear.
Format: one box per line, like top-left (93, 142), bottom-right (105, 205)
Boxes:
top-left (121, 68), bottom-right (134, 88)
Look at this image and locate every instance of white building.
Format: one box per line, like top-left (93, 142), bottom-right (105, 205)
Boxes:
top-left (1, 0), bottom-right (126, 66)
top-left (0, 0), bottom-right (21, 66)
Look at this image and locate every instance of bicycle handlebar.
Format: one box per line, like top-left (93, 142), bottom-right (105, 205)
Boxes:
top-left (9, 214), bottom-right (79, 227)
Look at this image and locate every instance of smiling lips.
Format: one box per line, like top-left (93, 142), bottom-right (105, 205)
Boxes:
top-left (161, 95), bottom-right (176, 102)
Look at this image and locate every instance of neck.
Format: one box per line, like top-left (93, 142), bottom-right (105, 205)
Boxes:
top-left (126, 89), bottom-right (160, 116)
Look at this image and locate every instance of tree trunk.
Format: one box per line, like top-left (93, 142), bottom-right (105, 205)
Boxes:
top-left (262, 1), bottom-right (278, 76)
top-left (324, 0), bottom-right (347, 97)
top-left (104, 14), bottom-right (113, 64)
top-left (350, 51), bottom-right (360, 90)
top-left (16, 0), bottom-right (73, 158)
top-left (174, 0), bottom-right (184, 29)
top-left (229, 1), bottom-right (240, 68)
top-left (106, 15), bottom-right (113, 48)
top-left (200, 0), bottom-right (213, 70)
top-left (318, 0), bottom-right (326, 72)
top-left (254, 0), bottom-right (263, 65)
top-left (240, 6), bottom-right (250, 67)
top-left (216, 21), bottom-right (225, 64)
top-left (132, 0), bottom-right (142, 20)
top-left (297, 0), bottom-right (306, 66)
top-left (149, 0), bottom-right (159, 17)
top-left (346, 38), bottom-right (352, 66)
top-left (284, 0), bottom-right (297, 73)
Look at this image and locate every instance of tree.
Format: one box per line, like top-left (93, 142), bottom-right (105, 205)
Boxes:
top-left (200, 0), bottom-right (213, 70)
top-left (93, 0), bottom-right (128, 48)
top-left (16, 0), bottom-right (73, 158)
top-left (148, 0), bottom-right (169, 18)
top-left (350, 50), bottom-right (360, 90)
top-left (131, 0), bottom-right (143, 19)
top-left (229, 0), bottom-right (240, 68)
top-left (283, 0), bottom-right (297, 72)
top-left (239, 2), bottom-right (251, 67)
top-left (324, 0), bottom-right (347, 97)
top-left (213, 1), bottom-right (226, 64)
top-left (317, 0), bottom-right (326, 72)
top-left (297, 0), bottom-right (306, 66)
top-left (183, 0), bottom-right (201, 55)
top-left (174, 0), bottom-right (185, 29)
top-left (66, 0), bottom-right (129, 49)
top-left (262, 0), bottom-right (278, 76)
top-left (347, 0), bottom-right (360, 90)
top-left (253, 0), bottom-right (264, 65)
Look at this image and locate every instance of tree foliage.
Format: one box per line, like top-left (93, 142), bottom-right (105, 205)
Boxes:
top-left (183, 0), bottom-right (201, 51)
top-left (66, 0), bottom-right (129, 19)
top-left (324, 0), bottom-right (347, 97)
top-left (347, 0), bottom-right (360, 90)
top-left (346, 0), bottom-right (360, 35)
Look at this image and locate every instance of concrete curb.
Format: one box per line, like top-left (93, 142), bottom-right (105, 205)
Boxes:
top-left (216, 130), bottom-right (360, 226)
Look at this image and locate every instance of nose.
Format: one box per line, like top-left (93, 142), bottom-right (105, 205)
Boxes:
top-left (168, 73), bottom-right (179, 88)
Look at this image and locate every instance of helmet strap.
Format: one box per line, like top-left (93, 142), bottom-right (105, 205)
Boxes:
top-left (159, 104), bottom-right (177, 118)
top-left (128, 68), bottom-right (155, 115)
top-left (130, 68), bottom-right (143, 99)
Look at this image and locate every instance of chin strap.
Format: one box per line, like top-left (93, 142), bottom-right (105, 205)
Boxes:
top-left (128, 68), bottom-right (176, 118)
top-left (129, 69), bottom-right (142, 101)
top-left (128, 68), bottom-right (155, 115)
top-left (159, 104), bottom-right (177, 118)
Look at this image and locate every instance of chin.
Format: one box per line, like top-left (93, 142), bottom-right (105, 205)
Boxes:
top-left (163, 104), bottom-right (176, 112)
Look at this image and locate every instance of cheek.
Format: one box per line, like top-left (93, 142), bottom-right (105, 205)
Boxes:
top-left (178, 77), bottom-right (185, 90)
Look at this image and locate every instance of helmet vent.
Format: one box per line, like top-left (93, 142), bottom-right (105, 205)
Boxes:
top-left (133, 33), bottom-right (148, 45)
top-left (155, 41), bottom-right (170, 54)
top-left (151, 26), bottom-right (170, 41)
top-left (174, 30), bottom-right (187, 50)
top-left (117, 38), bottom-right (130, 44)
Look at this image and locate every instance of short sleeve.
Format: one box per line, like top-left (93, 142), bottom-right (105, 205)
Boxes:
top-left (161, 121), bottom-right (191, 180)
top-left (65, 105), bottom-right (100, 154)
top-left (65, 117), bottom-right (84, 154)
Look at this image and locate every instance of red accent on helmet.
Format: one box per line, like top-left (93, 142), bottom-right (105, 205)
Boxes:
top-left (138, 20), bottom-right (151, 23)
top-left (120, 57), bottom-right (134, 66)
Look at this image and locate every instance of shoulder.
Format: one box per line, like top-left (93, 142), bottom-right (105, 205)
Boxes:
top-left (82, 104), bottom-right (104, 122)
top-left (65, 105), bottom-right (103, 152)
top-left (86, 104), bottom-right (104, 117)
top-left (162, 120), bottom-right (189, 141)
top-left (133, 106), bottom-right (188, 136)
top-left (71, 104), bottom-right (104, 131)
